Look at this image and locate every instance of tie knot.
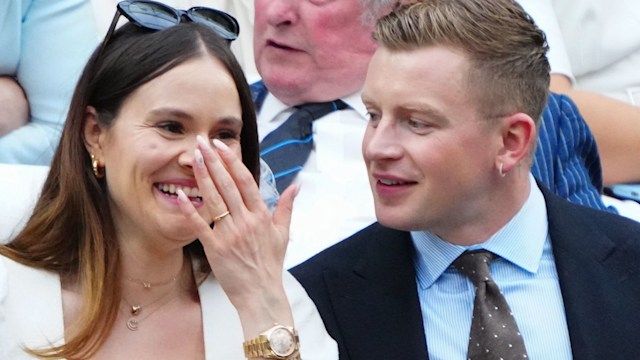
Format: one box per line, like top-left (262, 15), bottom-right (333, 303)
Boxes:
top-left (452, 250), bottom-right (495, 285)
top-left (294, 100), bottom-right (348, 122)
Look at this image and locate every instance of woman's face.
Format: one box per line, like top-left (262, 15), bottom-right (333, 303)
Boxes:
top-left (93, 56), bottom-right (243, 248)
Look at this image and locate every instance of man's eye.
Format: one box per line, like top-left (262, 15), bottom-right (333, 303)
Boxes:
top-left (408, 119), bottom-right (425, 128)
top-left (158, 122), bottom-right (183, 134)
top-left (308, 0), bottom-right (333, 5)
top-left (366, 112), bottom-right (381, 122)
top-left (407, 119), bottom-right (430, 130)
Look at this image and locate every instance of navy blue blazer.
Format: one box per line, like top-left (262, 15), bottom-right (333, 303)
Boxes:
top-left (252, 81), bottom-right (609, 211)
top-left (291, 187), bottom-right (640, 359)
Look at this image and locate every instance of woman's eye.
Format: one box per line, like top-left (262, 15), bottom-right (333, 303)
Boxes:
top-left (214, 130), bottom-right (240, 140)
top-left (158, 122), bottom-right (183, 134)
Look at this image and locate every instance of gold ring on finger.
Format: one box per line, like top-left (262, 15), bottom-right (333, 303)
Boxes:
top-left (212, 210), bottom-right (230, 222)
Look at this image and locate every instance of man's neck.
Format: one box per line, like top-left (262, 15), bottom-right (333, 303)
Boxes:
top-left (432, 176), bottom-right (532, 246)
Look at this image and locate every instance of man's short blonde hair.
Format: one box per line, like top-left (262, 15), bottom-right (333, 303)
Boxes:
top-left (374, 0), bottom-right (550, 123)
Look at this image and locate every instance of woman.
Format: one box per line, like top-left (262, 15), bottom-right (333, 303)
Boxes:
top-left (0, 2), bottom-right (337, 359)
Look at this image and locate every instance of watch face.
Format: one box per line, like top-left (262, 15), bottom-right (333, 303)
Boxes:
top-left (269, 327), bottom-right (295, 357)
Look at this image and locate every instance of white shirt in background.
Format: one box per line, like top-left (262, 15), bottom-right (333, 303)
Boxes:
top-left (258, 92), bottom-right (376, 269)
top-left (553, 0), bottom-right (640, 105)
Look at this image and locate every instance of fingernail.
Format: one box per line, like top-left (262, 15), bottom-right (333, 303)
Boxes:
top-left (212, 139), bottom-right (229, 152)
top-left (194, 149), bottom-right (204, 168)
top-left (176, 188), bottom-right (189, 203)
top-left (196, 135), bottom-right (209, 149)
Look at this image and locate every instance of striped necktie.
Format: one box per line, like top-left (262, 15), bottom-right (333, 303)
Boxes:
top-left (259, 100), bottom-right (348, 193)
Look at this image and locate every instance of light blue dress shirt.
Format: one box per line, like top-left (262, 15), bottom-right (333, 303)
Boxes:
top-left (0, 0), bottom-right (98, 165)
top-left (412, 175), bottom-right (573, 360)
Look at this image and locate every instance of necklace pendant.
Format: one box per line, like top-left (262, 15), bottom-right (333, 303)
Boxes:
top-left (127, 318), bottom-right (140, 331)
top-left (130, 304), bottom-right (142, 316)
top-left (143, 281), bottom-right (152, 289)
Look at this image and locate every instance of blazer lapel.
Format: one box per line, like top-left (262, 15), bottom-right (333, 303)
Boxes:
top-left (322, 226), bottom-right (429, 359)
top-left (544, 188), bottom-right (640, 359)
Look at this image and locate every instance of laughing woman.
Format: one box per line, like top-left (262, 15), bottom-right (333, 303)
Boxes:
top-left (0, 2), bottom-right (337, 359)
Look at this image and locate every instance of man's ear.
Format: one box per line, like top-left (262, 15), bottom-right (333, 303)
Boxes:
top-left (495, 112), bottom-right (536, 174)
top-left (83, 106), bottom-right (106, 159)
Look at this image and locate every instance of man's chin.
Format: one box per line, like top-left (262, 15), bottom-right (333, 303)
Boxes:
top-left (262, 75), bottom-right (309, 97)
top-left (375, 210), bottom-right (421, 232)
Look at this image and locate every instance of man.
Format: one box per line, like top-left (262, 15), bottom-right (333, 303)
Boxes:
top-left (252, 0), bottom-right (611, 268)
top-left (252, 0), bottom-right (400, 267)
top-left (291, 1), bottom-right (640, 359)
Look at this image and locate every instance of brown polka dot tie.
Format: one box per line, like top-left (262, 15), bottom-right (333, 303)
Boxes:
top-left (453, 250), bottom-right (529, 360)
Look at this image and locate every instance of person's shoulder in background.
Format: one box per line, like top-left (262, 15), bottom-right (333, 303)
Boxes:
top-left (0, 0), bottom-right (99, 165)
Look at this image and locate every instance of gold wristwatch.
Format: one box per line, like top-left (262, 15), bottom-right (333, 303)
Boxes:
top-left (243, 324), bottom-right (300, 359)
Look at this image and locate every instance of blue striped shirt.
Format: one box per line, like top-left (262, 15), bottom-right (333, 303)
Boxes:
top-left (532, 93), bottom-right (611, 212)
top-left (412, 175), bottom-right (573, 360)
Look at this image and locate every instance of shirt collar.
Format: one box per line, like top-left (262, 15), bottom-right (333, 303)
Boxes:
top-left (259, 92), bottom-right (290, 125)
top-left (411, 175), bottom-right (548, 289)
top-left (342, 90), bottom-right (368, 120)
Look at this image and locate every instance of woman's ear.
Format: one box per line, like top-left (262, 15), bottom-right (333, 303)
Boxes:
top-left (496, 112), bottom-right (537, 174)
top-left (83, 106), bottom-right (105, 158)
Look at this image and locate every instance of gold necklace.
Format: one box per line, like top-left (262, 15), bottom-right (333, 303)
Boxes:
top-left (120, 285), bottom-right (179, 331)
top-left (125, 272), bottom-right (180, 289)
top-left (121, 266), bottom-right (183, 330)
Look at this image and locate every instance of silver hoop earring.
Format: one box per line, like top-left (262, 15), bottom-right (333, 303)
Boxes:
top-left (499, 163), bottom-right (506, 177)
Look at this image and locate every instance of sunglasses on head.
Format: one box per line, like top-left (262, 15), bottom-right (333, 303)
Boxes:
top-left (103, 0), bottom-right (240, 47)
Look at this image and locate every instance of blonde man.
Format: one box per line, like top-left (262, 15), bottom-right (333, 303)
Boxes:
top-left (292, 1), bottom-right (640, 358)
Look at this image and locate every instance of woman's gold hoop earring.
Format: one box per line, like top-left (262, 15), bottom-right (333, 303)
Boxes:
top-left (91, 153), bottom-right (105, 178)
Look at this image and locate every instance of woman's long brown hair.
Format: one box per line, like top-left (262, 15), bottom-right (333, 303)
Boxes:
top-left (0, 22), bottom-right (259, 359)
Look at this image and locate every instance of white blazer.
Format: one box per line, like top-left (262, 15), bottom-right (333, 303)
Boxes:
top-left (0, 256), bottom-right (338, 359)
